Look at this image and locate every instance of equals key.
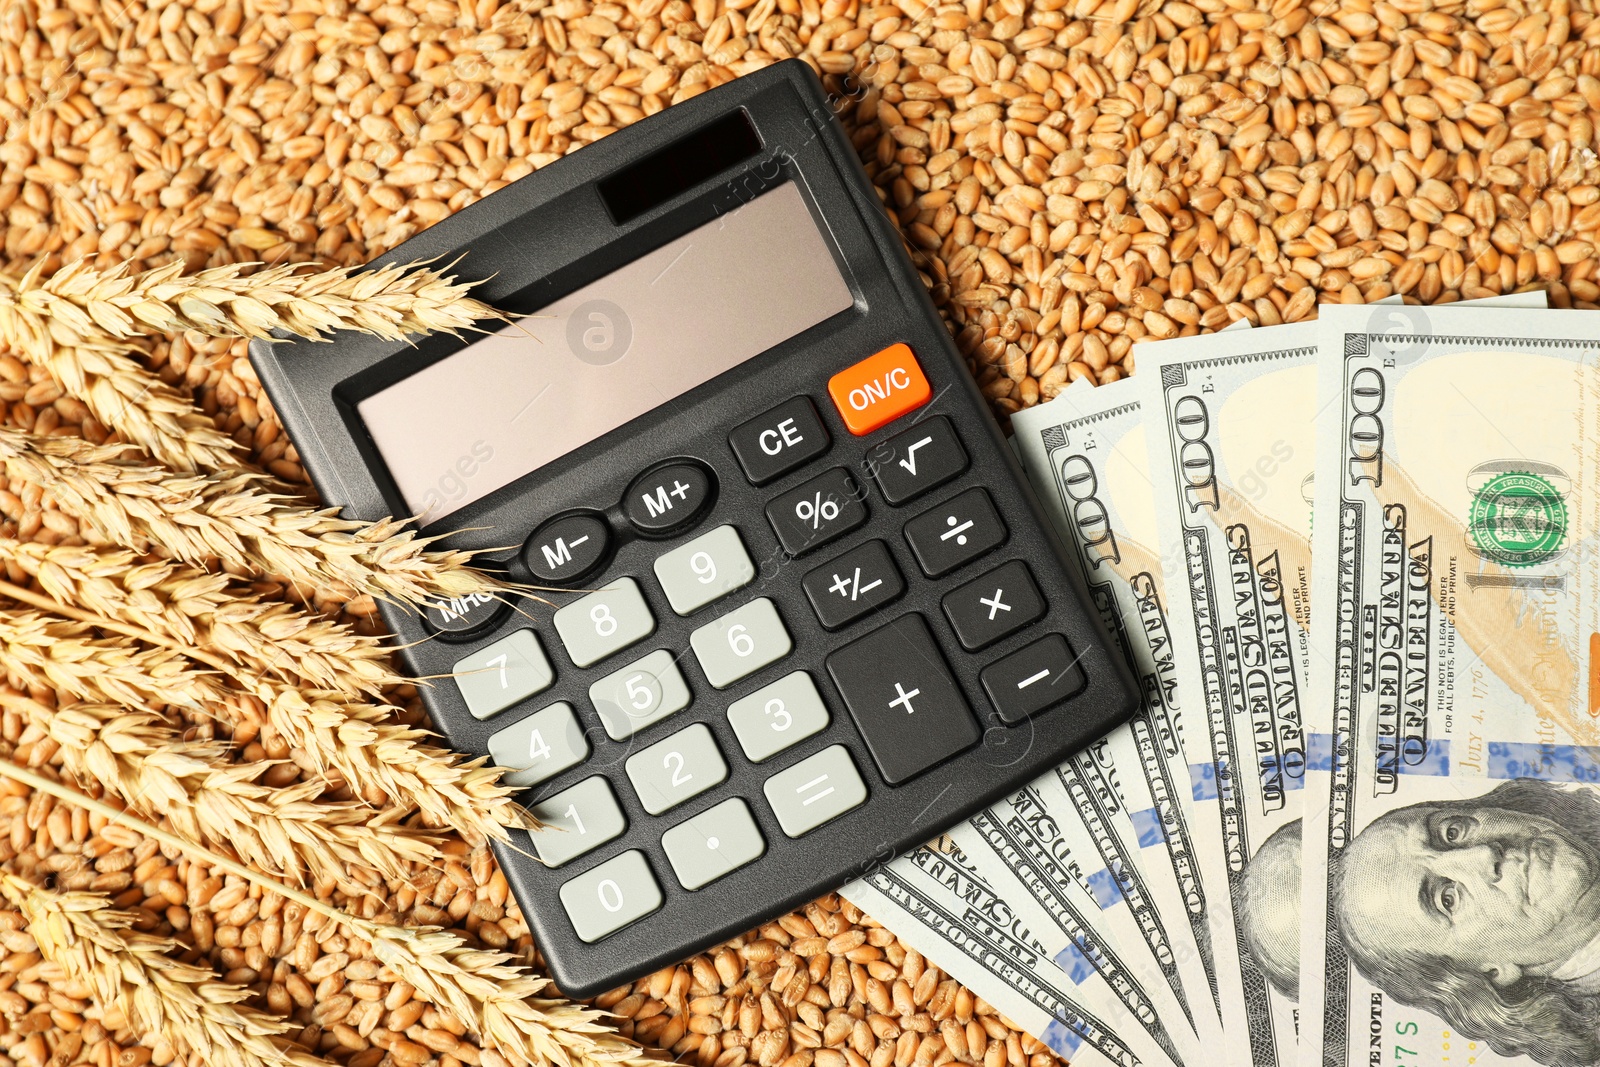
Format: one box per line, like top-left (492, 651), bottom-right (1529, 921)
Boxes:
top-left (803, 540), bottom-right (906, 630)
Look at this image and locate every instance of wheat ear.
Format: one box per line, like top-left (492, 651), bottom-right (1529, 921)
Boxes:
top-left (0, 689), bottom-right (440, 885)
top-left (2, 257), bottom-right (502, 343)
top-left (0, 764), bottom-right (659, 1067)
top-left (0, 539), bottom-right (399, 696)
top-left (0, 427), bottom-right (507, 605)
top-left (0, 293), bottom-right (239, 472)
top-left (0, 576), bottom-right (534, 840)
top-left (263, 688), bottom-right (534, 838)
top-left (0, 873), bottom-right (333, 1067)
top-left (0, 607), bottom-right (213, 713)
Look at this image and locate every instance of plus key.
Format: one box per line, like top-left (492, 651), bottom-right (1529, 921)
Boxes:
top-left (825, 614), bottom-right (978, 783)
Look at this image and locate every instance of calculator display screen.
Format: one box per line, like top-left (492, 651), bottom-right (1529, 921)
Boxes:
top-left (358, 182), bottom-right (853, 522)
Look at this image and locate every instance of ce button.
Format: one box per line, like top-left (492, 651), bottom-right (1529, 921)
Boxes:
top-left (727, 396), bottom-right (832, 486)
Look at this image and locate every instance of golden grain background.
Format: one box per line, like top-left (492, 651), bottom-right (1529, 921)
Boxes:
top-left (0, 0), bottom-right (1593, 1065)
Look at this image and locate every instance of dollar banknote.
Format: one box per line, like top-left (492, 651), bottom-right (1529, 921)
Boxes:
top-left (1011, 378), bottom-right (1233, 1061)
top-left (1298, 301), bottom-right (1600, 1067)
top-left (844, 835), bottom-right (1185, 1067)
top-left (1137, 323), bottom-right (1323, 1067)
top-left (1130, 294), bottom-right (1547, 1067)
top-left (946, 777), bottom-right (1206, 1067)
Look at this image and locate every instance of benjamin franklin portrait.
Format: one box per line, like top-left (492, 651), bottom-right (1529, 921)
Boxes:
top-left (1239, 819), bottom-right (1302, 999)
top-left (1335, 779), bottom-right (1600, 1067)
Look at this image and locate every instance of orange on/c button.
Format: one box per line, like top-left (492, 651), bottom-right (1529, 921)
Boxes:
top-left (827, 343), bottom-right (932, 436)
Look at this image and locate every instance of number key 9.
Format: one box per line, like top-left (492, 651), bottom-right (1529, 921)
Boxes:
top-left (653, 525), bottom-right (757, 615)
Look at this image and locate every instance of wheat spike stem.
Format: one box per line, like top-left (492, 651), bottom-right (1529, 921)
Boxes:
top-left (0, 873), bottom-right (333, 1067)
top-left (0, 580), bottom-right (533, 841)
top-left (1, 257), bottom-right (502, 343)
top-left (0, 762), bottom-right (657, 1067)
top-left (0, 296), bottom-right (239, 473)
top-left (0, 427), bottom-right (507, 606)
top-left (0, 688), bottom-right (440, 886)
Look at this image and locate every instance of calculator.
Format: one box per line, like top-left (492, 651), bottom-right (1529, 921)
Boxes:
top-left (250, 59), bottom-right (1138, 998)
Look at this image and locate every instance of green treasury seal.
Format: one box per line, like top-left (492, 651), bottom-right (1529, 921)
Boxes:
top-left (1467, 471), bottom-right (1568, 567)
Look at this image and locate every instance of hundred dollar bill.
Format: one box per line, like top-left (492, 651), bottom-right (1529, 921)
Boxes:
top-left (844, 837), bottom-right (1184, 1067)
top-left (1132, 293), bottom-right (1545, 1067)
top-left (1298, 300), bottom-right (1600, 1067)
top-left (1011, 379), bottom-right (1232, 1061)
top-left (947, 778), bottom-right (1205, 1067)
top-left (1137, 321), bottom-right (1323, 1067)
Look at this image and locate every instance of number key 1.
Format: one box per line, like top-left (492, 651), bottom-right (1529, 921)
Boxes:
top-left (529, 776), bottom-right (626, 866)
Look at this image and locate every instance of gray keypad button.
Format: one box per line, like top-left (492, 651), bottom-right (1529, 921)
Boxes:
top-left (559, 850), bottom-right (663, 942)
top-left (487, 702), bottom-right (589, 788)
top-left (661, 798), bottom-right (766, 890)
top-left (690, 597), bottom-right (792, 689)
top-left (452, 629), bottom-right (554, 720)
top-left (653, 525), bottom-right (756, 616)
top-left (553, 578), bottom-right (655, 668)
top-left (589, 649), bottom-right (692, 740)
top-left (726, 671), bottom-right (830, 763)
top-left (625, 723), bottom-right (728, 814)
top-left (763, 745), bottom-right (867, 837)
top-left (528, 777), bottom-right (627, 867)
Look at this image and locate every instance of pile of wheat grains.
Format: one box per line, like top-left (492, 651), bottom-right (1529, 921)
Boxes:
top-left (0, 0), bottom-right (1594, 1064)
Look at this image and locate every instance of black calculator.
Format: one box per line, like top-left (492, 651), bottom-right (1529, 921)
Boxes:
top-left (251, 60), bottom-right (1137, 998)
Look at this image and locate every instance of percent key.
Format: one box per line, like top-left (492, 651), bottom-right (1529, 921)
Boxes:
top-left (765, 468), bottom-right (869, 556)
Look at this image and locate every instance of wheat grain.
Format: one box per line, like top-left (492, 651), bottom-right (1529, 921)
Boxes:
top-left (2, 258), bottom-right (503, 344)
top-left (0, 765), bottom-right (650, 1067)
top-left (0, 427), bottom-right (508, 605)
top-left (0, 296), bottom-right (239, 472)
top-left (0, 873), bottom-right (333, 1067)
top-left (0, 689), bottom-right (440, 886)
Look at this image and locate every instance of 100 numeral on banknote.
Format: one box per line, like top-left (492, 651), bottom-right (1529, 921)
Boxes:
top-left (1301, 304), bottom-right (1600, 1067)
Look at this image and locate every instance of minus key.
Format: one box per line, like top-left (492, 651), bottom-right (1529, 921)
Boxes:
top-left (979, 633), bottom-right (1088, 724)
